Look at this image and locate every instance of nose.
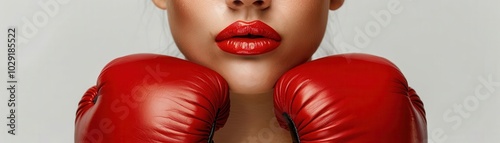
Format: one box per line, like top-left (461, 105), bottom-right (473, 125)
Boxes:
top-left (226, 0), bottom-right (271, 10)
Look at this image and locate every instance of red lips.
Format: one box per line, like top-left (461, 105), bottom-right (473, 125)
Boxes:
top-left (216, 21), bottom-right (281, 55)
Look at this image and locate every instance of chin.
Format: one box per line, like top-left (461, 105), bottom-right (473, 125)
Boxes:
top-left (228, 82), bottom-right (275, 95)
top-left (221, 68), bottom-right (282, 95)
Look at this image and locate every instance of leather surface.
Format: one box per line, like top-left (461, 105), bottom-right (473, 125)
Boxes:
top-left (274, 53), bottom-right (427, 143)
top-left (75, 54), bottom-right (229, 143)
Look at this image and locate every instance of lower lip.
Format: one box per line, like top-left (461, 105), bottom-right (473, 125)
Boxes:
top-left (217, 38), bottom-right (280, 55)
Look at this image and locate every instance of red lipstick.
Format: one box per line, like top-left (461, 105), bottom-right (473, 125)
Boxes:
top-left (216, 21), bottom-right (281, 55)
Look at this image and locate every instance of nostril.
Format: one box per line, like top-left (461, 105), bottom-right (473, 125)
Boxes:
top-left (253, 0), bottom-right (264, 6)
top-left (228, 0), bottom-right (270, 9)
top-left (233, 0), bottom-right (243, 6)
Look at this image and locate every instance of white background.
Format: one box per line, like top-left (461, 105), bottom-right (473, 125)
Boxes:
top-left (1, 0), bottom-right (499, 142)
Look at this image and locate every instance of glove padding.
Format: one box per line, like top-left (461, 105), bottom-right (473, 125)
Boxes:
top-left (274, 53), bottom-right (427, 143)
top-left (75, 54), bottom-right (230, 143)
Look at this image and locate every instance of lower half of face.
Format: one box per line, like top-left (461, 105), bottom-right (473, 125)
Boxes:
top-left (166, 0), bottom-right (330, 94)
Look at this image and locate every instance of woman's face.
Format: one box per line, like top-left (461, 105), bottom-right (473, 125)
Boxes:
top-left (153, 0), bottom-right (343, 95)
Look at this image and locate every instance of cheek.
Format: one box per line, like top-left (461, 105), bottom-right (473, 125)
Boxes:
top-left (165, 1), bottom-right (225, 62)
top-left (274, 1), bottom-right (330, 60)
top-left (285, 1), bottom-right (330, 39)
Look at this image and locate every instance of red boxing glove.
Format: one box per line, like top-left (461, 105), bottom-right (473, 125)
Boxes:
top-left (75, 54), bottom-right (230, 143)
top-left (274, 53), bottom-right (427, 143)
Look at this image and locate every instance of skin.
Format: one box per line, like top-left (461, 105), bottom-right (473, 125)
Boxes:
top-left (152, 0), bottom-right (343, 142)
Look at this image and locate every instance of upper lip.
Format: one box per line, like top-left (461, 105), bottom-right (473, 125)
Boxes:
top-left (215, 20), bottom-right (281, 42)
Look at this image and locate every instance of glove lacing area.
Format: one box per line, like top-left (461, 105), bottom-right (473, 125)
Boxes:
top-left (208, 109), bottom-right (221, 143)
top-left (283, 113), bottom-right (300, 143)
top-left (76, 86), bottom-right (99, 121)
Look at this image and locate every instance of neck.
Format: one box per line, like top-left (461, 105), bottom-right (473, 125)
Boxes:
top-left (230, 91), bottom-right (275, 117)
top-left (213, 90), bottom-right (291, 142)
